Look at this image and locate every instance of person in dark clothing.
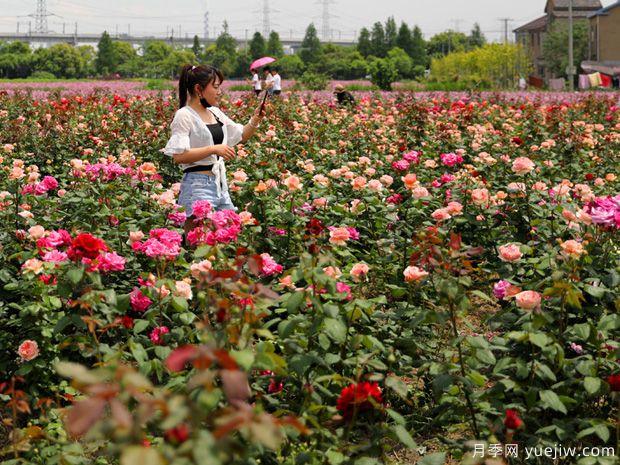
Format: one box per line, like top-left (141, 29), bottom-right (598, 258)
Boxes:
top-left (333, 84), bottom-right (355, 106)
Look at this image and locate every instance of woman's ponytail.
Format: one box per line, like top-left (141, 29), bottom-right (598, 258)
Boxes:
top-left (178, 64), bottom-right (193, 109)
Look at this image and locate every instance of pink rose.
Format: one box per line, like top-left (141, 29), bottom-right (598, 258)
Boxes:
top-left (329, 227), bottom-right (351, 246)
top-left (471, 188), bottom-right (489, 206)
top-left (18, 340), bottom-right (39, 361)
top-left (515, 290), bottom-right (541, 311)
top-left (403, 266), bottom-right (429, 282)
top-left (498, 244), bottom-right (523, 262)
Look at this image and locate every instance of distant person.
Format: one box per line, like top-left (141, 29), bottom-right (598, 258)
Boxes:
top-left (270, 67), bottom-right (282, 96)
top-left (518, 76), bottom-right (527, 91)
top-left (249, 69), bottom-right (261, 96)
top-left (263, 67), bottom-right (274, 92)
top-left (333, 84), bottom-right (355, 107)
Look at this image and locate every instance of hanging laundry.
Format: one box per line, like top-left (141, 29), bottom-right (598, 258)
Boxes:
top-left (600, 74), bottom-right (613, 88)
top-left (588, 72), bottom-right (602, 87)
top-left (578, 74), bottom-right (590, 90)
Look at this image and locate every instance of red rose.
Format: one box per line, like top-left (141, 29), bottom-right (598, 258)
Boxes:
top-left (305, 218), bottom-right (325, 236)
top-left (608, 374), bottom-right (620, 392)
top-left (585, 173), bottom-right (595, 181)
top-left (68, 233), bottom-right (107, 260)
top-left (336, 382), bottom-right (383, 420)
top-left (164, 423), bottom-right (190, 444)
top-left (504, 409), bottom-right (523, 430)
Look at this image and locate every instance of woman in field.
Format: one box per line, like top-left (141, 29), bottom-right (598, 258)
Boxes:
top-left (164, 64), bottom-right (265, 233)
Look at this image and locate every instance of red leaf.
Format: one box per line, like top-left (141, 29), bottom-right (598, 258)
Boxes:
top-left (213, 349), bottom-right (239, 370)
top-left (65, 397), bottom-right (107, 437)
top-left (220, 370), bottom-right (251, 404)
top-left (110, 398), bottom-right (133, 429)
top-left (165, 345), bottom-right (198, 372)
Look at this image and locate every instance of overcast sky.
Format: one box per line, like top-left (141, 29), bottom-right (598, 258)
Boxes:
top-left (0, 0), bottom-right (615, 42)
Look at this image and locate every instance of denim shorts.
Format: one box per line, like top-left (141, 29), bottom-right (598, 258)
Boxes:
top-left (178, 172), bottom-right (236, 216)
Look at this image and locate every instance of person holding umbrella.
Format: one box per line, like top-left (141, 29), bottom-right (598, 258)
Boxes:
top-left (164, 64), bottom-right (266, 235)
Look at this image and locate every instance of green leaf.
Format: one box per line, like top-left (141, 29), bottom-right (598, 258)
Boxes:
top-left (67, 267), bottom-right (84, 285)
top-left (130, 342), bottom-right (148, 364)
top-left (133, 319), bottom-right (149, 335)
top-left (171, 296), bottom-right (188, 312)
top-left (286, 291), bottom-right (305, 313)
top-left (529, 332), bottom-right (550, 348)
top-left (584, 285), bottom-right (605, 299)
top-left (324, 318), bottom-right (347, 344)
top-left (391, 425), bottom-right (416, 449)
top-left (325, 450), bottom-right (345, 465)
top-left (584, 377), bottom-right (601, 395)
top-left (470, 290), bottom-right (495, 303)
top-left (385, 375), bottom-right (409, 398)
top-left (540, 390), bottom-right (567, 414)
top-left (418, 452), bottom-right (447, 465)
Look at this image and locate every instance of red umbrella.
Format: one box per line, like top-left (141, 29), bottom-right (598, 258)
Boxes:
top-left (250, 56), bottom-right (276, 70)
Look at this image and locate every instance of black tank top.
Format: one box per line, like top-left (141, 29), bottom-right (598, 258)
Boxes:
top-left (206, 122), bottom-right (224, 145)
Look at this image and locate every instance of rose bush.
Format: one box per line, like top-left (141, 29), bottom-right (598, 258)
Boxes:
top-left (0, 88), bottom-right (619, 464)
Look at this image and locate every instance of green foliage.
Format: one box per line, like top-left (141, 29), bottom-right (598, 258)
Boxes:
top-left (356, 27), bottom-right (372, 58)
top-left (299, 23), bottom-right (322, 64)
top-left (314, 44), bottom-right (368, 80)
top-left (249, 32), bottom-right (267, 60)
top-left (370, 22), bottom-right (386, 57)
top-left (276, 54), bottom-right (305, 78)
top-left (267, 31), bottom-right (284, 58)
top-left (298, 70), bottom-right (329, 90)
top-left (468, 23), bottom-right (486, 49)
top-left (0, 41), bottom-right (33, 78)
top-left (369, 57), bottom-right (398, 90)
top-left (32, 43), bottom-right (88, 79)
top-left (427, 31), bottom-right (469, 58)
top-left (430, 43), bottom-right (532, 89)
top-left (543, 20), bottom-right (589, 78)
top-left (96, 31), bottom-right (116, 76)
top-left (387, 47), bottom-right (413, 79)
top-left (191, 35), bottom-right (201, 58)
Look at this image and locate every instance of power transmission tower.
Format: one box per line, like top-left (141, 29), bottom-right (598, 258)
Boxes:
top-left (317, 0), bottom-right (336, 41)
top-left (204, 11), bottom-right (209, 39)
top-left (262, 0), bottom-right (271, 37)
top-left (499, 18), bottom-right (512, 44)
top-left (34, 0), bottom-right (50, 34)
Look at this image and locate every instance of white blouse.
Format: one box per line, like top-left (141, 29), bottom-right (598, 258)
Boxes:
top-left (164, 105), bottom-right (244, 196)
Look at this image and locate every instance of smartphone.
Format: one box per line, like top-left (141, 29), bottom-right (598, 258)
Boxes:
top-left (259, 90), bottom-right (269, 115)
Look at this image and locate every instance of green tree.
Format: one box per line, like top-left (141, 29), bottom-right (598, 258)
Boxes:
top-left (357, 27), bottom-right (372, 57)
top-left (96, 31), bottom-right (116, 75)
top-left (411, 26), bottom-right (429, 68)
top-left (112, 41), bottom-right (139, 77)
top-left (277, 54), bottom-right (305, 78)
top-left (249, 32), bottom-right (267, 60)
top-left (234, 49), bottom-right (252, 78)
top-left (315, 44), bottom-right (368, 79)
top-left (396, 22), bottom-right (413, 57)
top-left (77, 45), bottom-right (96, 77)
top-left (33, 43), bottom-right (86, 78)
top-left (427, 31), bottom-right (468, 57)
top-left (542, 20), bottom-right (589, 78)
top-left (204, 45), bottom-right (236, 77)
top-left (369, 57), bottom-right (398, 90)
top-left (267, 31), bottom-right (284, 58)
top-left (387, 47), bottom-right (413, 79)
top-left (215, 21), bottom-right (238, 57)
top-left (370, 22), bottom-right (386, 57)
top-left (299, 23), bottom-right (322, 64)
top-left (468, 23), bottom-right (486, 50)
top-left (141, 41), bottom-right (174, 78)
top-left (0, 41), bottom-right (33, 78)
top-left (385, 17), bottom-right (398, 51)
top-left (192, 35), bottom-right (201, 58)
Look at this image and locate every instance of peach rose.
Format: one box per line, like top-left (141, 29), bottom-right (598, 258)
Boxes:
top-left (128, 230), bottom-right (144, 245)
top-left (28, 225), bottom-right (46, 240)
top-left (323, 266), bottom-right (342, 279)
top-left (329, 227), bottom-right (351, 245)
top-left (498, 244), bottom-right (522, 262)
top-left (351, 176), bottom-right (367, 190)
top-left (190, 259), bottom-right (213, 280)
top-left (511, 157), bottom-right (535, 175)
top-left (515, 290), bottom-right (541, 310)
top-left (283, 175), bottom-right (302, 191)
top-left (18, 340), bottom-right (39, 361)
top-left (174, 280), bottom-right (193, 300)
top-left (402, 173), bottom-right (418, 189)
top-left (471, 188), bottom-right (489, 206)
top-left (403, 266), bottom-right (429, 282)
top-left (350, 263), bottom-right (370, 282)
top-left (22, 258), bottom-right (44, 274)
top-left (560, 240), bottom-right (585, 258)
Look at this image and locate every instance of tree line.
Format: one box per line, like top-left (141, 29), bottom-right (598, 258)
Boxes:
top-left (0, 18), bottom-right (494, 88)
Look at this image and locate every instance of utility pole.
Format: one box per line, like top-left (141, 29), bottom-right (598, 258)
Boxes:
top-left (567, 0), bottom-right (575, 91)
top-left (499, 18), bottom-right (512, 44)
top-left (203, 11), bottom-right (209, 39)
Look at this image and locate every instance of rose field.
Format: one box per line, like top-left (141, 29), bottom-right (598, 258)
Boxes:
top-left (1, 87), bottom-right (620, 465)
